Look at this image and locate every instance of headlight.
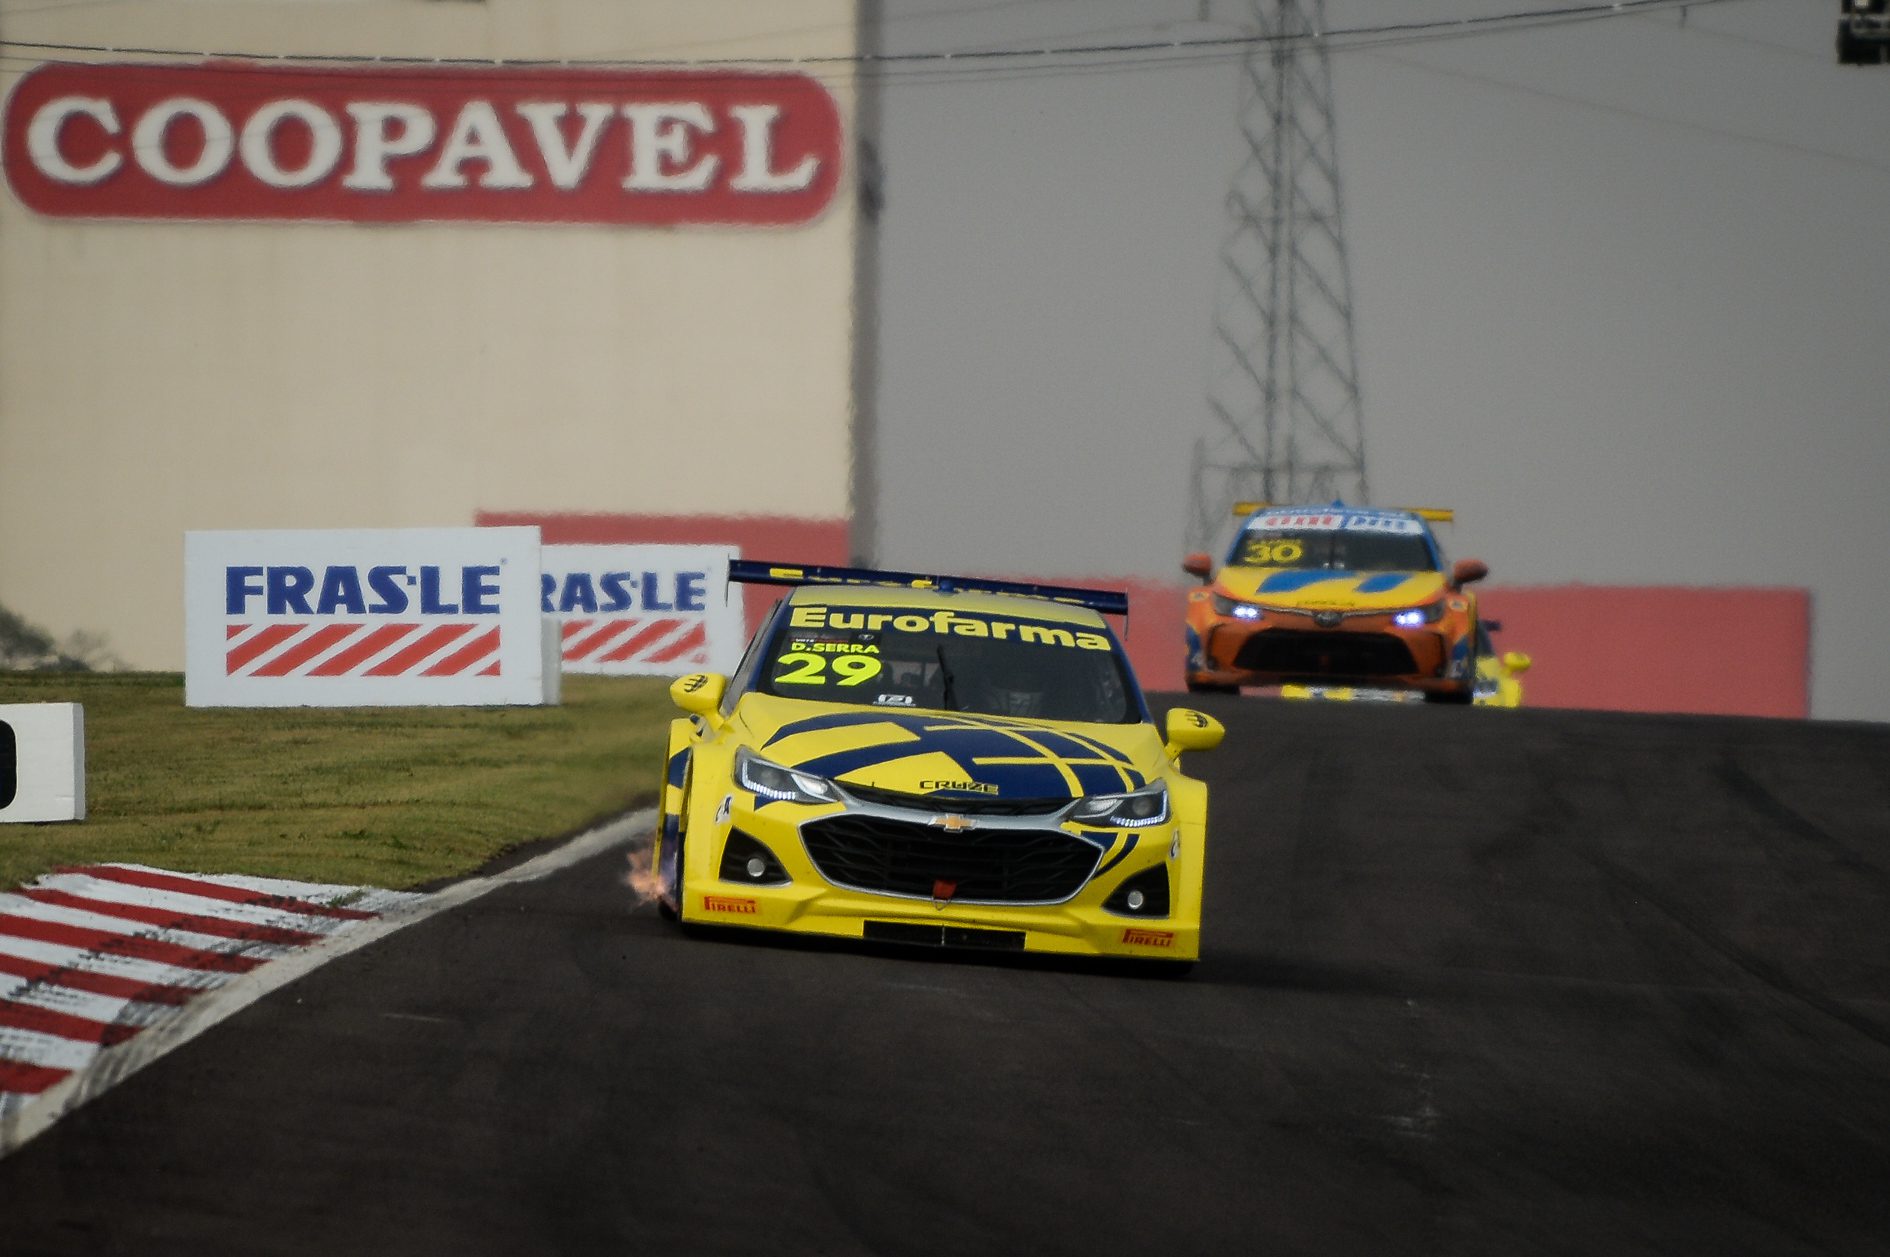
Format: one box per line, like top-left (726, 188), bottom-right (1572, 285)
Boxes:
top-left (1391, 599), bottom-right (1448, 628)
top-left (1069, 782), bottom-right (1170, 829)
top-left (1210, 594), bottom-right (1264, 621)
top-left (734, 748), bottom-right (838, 806)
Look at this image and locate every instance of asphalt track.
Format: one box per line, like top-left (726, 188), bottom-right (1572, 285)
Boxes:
top-left (2, 697), bottom-right (1888, 1256)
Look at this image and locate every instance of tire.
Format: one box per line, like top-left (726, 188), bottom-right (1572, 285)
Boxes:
top-left (1423, 684), bottom-right (1475, 706)
top-left (656, 756), bottom-right (691, 923)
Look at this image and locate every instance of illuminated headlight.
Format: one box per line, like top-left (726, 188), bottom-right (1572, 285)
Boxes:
top-left (1391, 599), bottom-right (1448, 628)
top-left (1210, 594), bottom-right (1264, 621)
top-left (734, 748), bottom-right (838, 806)
top-left (1069, 783), bottom-right (1170, 829)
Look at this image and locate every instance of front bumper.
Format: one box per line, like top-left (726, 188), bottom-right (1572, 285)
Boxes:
top-left (679, 794), bottom-right (1201, 962)
top-left (1188, 608), bottom-right (1472, 693)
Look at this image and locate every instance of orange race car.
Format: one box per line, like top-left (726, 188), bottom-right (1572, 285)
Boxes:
top-left (1184, 502), bottom-right (1491, 704)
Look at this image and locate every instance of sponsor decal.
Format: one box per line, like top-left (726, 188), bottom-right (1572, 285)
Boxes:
top-left (1250, 510), bottom-right (1423, 536)
top-left (1120, 927), bottom-right (1175, 948)
top-left (702, 894), bottom-right (758, 915)
top-left (715, 795), bottom-right (732, 824)
top-left (4, 62), bottom-right (842, 226)
top-left (787, 605), bottom-right (1111, 651)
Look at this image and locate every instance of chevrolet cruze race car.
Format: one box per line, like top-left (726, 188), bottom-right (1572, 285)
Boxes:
top-left (654, 562), bottom-right (1225, 964)
top-left (1184, 502), bottom-right (1490, 703)
top-left (1471, 620), bottom-right (1531, 708)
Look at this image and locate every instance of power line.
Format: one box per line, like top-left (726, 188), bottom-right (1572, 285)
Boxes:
top-left (0, 0), bottom-right (1751, 78)
top-left (1363, 47), bottom-right (1890, 179)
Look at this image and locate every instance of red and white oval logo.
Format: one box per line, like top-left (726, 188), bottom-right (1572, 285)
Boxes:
top-left (1, 61), bottom-right (843, 226)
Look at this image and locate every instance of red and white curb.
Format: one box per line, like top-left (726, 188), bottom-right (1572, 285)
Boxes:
top-left (0, 809), bottom-right (651, 1158)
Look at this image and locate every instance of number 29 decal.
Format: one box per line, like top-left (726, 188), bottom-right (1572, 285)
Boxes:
top-left (775, 652), bottom-right (885, 687)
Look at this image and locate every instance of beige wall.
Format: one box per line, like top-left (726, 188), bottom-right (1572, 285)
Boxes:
top-left (0, 0), bottom-right (861, 668)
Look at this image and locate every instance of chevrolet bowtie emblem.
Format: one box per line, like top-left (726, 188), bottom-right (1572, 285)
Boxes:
top-left (929, 814), bottom-right (976, 833)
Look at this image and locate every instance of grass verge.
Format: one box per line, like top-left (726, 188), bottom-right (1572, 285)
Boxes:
top-left (0, 672), bottom-right (672, 892)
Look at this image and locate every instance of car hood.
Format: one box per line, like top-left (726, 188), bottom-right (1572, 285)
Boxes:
top-left (1215, 566), bottom-right (1448, 611)
top-left (734, 694), bottom-right (1162, 801)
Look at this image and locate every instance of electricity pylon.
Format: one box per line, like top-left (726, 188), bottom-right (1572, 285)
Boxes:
top-left (1189, 0), bottom-right (1368, 551)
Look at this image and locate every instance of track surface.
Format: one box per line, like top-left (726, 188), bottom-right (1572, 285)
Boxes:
top-left (2, 698), bottom-right (1888, 1256)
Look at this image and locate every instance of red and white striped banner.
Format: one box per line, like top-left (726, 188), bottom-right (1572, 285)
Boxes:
top-left (544, 544), bottom-right (742, 677)
top-left (559, 617), bottom-right (706, 670)
top-left (186, 527), bottom-right (548, 707)
top-left (224, 621), bottom-right (502, 678)
top-left (0, 864), bottom-right (421, 1114)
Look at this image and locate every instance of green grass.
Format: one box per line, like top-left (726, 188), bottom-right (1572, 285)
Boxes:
top-left (0, 673), bottom-right (673, 892)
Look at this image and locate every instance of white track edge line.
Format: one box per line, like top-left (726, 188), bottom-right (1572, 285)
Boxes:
top-left (0, 807), bottom-right (654, 1160)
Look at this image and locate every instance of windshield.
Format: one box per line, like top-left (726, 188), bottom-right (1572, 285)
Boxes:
top-left (1231, 523), bottom-right (1437, 572)
top-left (757, 602), bottom-right (1141, 724)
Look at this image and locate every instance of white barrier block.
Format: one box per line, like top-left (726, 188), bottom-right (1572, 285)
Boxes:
top-left (0, 703), bottom-right (86, 823)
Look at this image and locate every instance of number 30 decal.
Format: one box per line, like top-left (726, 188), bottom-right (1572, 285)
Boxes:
top-left (1247, 539), bottom-right (1304, 563)
top-left (776, 653), bottom-right (884, 686)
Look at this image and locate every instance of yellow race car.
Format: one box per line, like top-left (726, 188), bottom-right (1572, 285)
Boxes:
top-left (1278, 623), bottom-right (1532, 707)
top-left (654, 562), bottom-right (1225, 965)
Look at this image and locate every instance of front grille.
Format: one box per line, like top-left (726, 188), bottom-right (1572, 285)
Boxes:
top-left (800, 815), bottom-right (1101, 903)
top-left (1234, 629), bottom-right (1418, 678)
top-left (839, 782), bottom-right (1070, 817)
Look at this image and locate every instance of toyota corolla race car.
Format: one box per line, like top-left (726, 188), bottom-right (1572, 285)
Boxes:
top-left (654, 562), bottom-right (1225, 964)
top-left (1184, 502), bottom-right (1490, 703)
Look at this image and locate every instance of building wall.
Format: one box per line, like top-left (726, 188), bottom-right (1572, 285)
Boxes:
top-left (0, 0), bottom-right (861, 670)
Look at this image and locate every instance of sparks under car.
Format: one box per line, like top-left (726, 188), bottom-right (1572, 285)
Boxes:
top-left (654, 562), bottom-right (1224, 964)
top-left (1184, 502), bottom-right (1490, 703)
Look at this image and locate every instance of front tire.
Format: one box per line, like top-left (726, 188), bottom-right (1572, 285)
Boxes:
top-left (656, 756), bottom-right (691, 922)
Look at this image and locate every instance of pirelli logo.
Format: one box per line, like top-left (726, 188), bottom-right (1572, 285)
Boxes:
top-left (1120, 927), bottom-right (1175, 948)
top-left (702, 894), bottom-right (759, 915)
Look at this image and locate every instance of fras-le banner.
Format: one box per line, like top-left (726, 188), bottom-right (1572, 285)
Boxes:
top-left (185, 527), bottom-right (549, 707)
top-left (543, 544), bottom-right (743, 677)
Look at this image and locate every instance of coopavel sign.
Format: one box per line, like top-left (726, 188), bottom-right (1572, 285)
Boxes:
top-left (2, 62), bottom-right (842, 225)
top-left (544, 544), bottom-right (743, 676)
top-left (184, 527), bottom-right (548, 707)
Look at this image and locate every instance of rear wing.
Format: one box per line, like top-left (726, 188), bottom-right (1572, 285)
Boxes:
top-left (1231, 501), bottom-right (1455, 524)
top-left (729, 560), bottom-right (1129, 617)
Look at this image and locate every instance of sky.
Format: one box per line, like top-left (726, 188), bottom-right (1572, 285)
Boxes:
top-left (865, 0), bottom-right (1890, 722)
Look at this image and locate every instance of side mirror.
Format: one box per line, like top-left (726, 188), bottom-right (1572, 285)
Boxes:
top-left (1183, 552), bottom-right (1214, 582)
top-left (669, 672), bottom-right (729, 726)
top-left (1163, 708), bottom-right (1225, 759)
top-left (1502, 651), bottom-right (1532, 675)
top-left (1450, 558), bottom-right (1489, 589)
